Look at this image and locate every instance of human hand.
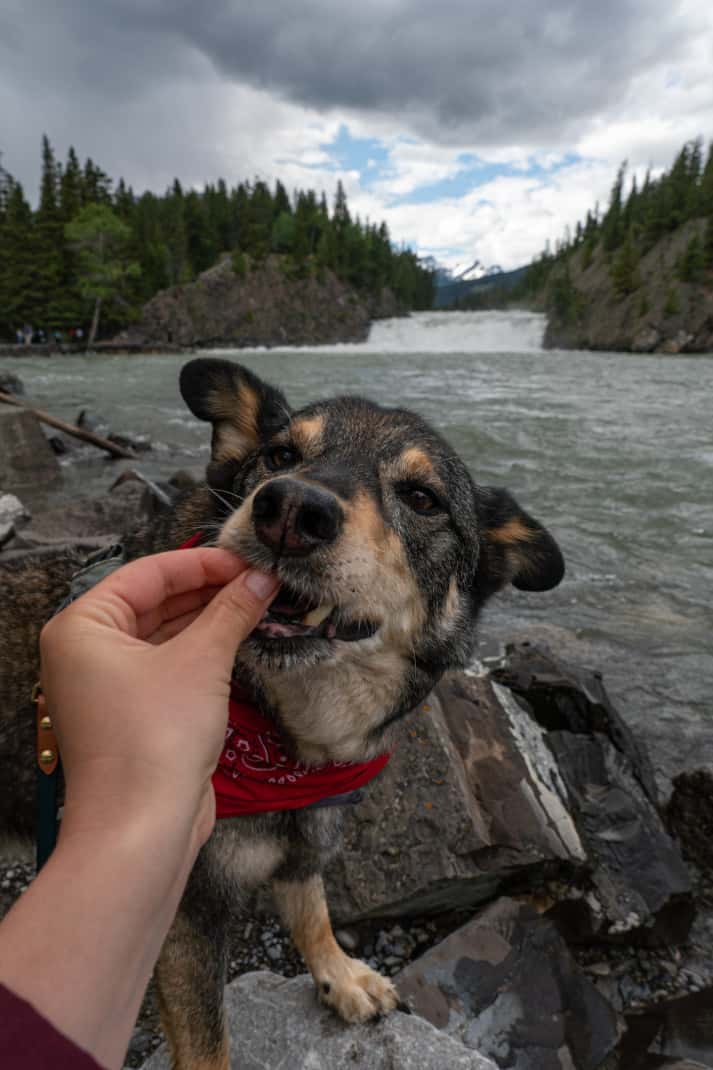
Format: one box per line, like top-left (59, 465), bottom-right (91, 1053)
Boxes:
top-left (39, 548), bottom-right (279, 850)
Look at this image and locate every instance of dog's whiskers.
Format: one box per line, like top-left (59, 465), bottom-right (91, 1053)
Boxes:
top-left (208, 486), bottom-right (242, 514)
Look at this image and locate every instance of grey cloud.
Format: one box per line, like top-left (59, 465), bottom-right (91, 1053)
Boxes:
top-left (161, 0), bottom-right (691, 143)
top-left (0, 0), bottom-right (698, 195)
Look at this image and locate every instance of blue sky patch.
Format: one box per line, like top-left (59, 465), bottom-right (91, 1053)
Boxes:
top-left (317, 126), bottom-right (585, 206)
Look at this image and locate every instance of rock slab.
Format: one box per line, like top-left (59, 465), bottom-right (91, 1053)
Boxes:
top-left (138, 970), bottom-right (498, 1070)
top-left (0, 408), bottom-right (61, 488)
top-left (325, 647), bottom-right (691, 945)
top-left (396, 898), bottom-right (620, 1070)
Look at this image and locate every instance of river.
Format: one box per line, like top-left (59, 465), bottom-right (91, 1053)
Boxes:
top-left (3, 309), bottom-right (712, 792)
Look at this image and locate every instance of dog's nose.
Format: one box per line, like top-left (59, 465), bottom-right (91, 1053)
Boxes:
top-left (252, 479), bottom-right (343, 555)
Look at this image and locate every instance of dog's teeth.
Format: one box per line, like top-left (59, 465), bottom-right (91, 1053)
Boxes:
top-left (302, 603), bottom-right (334, 627)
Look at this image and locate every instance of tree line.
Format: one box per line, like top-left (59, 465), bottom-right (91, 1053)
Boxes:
top-left (518, 136), bottom-right (713, 323)
top-left (0, 137), bottom-right (434, 342)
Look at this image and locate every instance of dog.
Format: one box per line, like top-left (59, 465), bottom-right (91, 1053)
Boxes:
top-left (0, 357), bottom-right (564, 1069)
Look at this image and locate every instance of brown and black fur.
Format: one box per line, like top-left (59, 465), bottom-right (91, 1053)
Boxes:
top-left (0, 358), bottom-right (564, 1069)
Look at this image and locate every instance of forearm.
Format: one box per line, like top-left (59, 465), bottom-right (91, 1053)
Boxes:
top-left (0, 806), bottom-right (200, 1069)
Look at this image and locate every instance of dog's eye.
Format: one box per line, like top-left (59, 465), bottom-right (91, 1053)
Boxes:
top-left (264, 445), bottom-right (300, 471)
top-left (397, 484), bottom-right (442, 515)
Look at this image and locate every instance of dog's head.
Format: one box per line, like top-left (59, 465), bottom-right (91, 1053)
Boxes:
top-left (180, 358), bottom-right (563, 748)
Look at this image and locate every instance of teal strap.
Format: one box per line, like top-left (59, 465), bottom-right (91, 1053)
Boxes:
top-left (36, 761), bottom-right (60, 871)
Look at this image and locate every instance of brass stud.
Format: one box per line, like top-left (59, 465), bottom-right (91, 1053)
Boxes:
top-left (39, 749), bottom-right (55, 765)
top-left (39, 716), bottom-right (52, 731)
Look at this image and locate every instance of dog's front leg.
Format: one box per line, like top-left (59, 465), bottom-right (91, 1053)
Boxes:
top-left (155, 902), bottom-right (229, 1070)
top-left (273, 874), bottom-right (398, 1023)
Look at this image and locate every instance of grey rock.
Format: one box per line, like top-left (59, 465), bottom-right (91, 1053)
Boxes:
top-left (0, 371), bottom-right (25, 396)
top-left (0, 494), bottom-right (24, 528)
top-left (639, 988), bottom-right (713, 1067)
top-left (77, 409), bottom-right (109, 434)
top-left (13, 483), bottom-right (147, 548)
top-left (632, 326), bottom-right (662, 352)
top-left (325, 647), bottom-right (690, 944)
top-left (666, 769), bottom-right (713, 874)
top-left (0, 409), bottom-right (62, 489)
top-left (0, 522), bottom-right (15, 548)
top-left (492, 644), bottom-right (692, 944)
top-left (167, 468), bottom-right (201, 491)
top-left (396, 898), bottom-right (621, 1070)
top-left (658, 330), bottom-right (695, 355)
top-left (335, 928), bottom-right (359, 952)
top-left (109, 469), bottom-right (173, 515)
top-left (108, 431), bottom-right (152, 453)
top-left (137, 971), bottom-right (498, 1070)
top-left (643, 1062), bottom-right (713, 1069)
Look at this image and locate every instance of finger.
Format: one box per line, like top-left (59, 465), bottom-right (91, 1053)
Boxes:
top-left (172, 568), bottom-right (279, 672)
top-left (134, 586), bottom-right (222, 640)
top-left (71, 549), bottom-right (251, 631)
top-left (146, 608), bottom-right (204, 644)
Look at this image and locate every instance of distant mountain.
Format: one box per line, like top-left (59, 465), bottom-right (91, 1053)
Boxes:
top-left (434, 265), bottom-right (529, 308)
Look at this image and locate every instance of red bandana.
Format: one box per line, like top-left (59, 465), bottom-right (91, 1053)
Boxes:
top-left (212, 685), bottom-right (390, 818)
top-left (179, 534), bottom-right (391, 817)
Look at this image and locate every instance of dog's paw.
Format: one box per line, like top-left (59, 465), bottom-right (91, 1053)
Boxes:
top-left (316, 956), bottom-right (399, 1023)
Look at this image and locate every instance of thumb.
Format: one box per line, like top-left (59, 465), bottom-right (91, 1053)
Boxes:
top-left (174, 567), bottom-right (279, 673)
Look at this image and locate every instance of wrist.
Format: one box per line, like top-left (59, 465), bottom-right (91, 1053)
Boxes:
top-left (59, 758), bottom-right (212, 856)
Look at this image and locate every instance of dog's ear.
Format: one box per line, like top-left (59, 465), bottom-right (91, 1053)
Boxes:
top-left (180, 358), bottom-right (291, 476)
top-left (475, 487), bottom-right (564, 597)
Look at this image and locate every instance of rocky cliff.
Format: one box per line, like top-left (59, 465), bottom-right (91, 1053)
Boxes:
top-left (543, 218), bottom-right (713, 353)
top-left (115, 255), bottom-right (403, 348)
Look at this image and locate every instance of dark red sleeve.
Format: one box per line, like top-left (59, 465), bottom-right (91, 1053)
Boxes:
top-left (0, 983), bottom-right (105, 1069)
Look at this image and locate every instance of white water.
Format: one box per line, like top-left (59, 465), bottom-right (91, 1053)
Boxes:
top-left (362, 309), bottom-right (546, 354)
top-left (210, 309), bottom-right (546, 356)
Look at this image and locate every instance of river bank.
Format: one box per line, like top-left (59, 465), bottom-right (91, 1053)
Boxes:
top-left (0, 342), bottom-right (192, 358)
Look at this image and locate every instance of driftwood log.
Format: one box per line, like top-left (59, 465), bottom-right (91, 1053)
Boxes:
top-left (0, 390), bottom-right (135, 459)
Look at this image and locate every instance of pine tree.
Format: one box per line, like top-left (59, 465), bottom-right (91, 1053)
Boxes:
top-left (601, 163), bottom-right (627, 251)
top-left (65, 203), bottom-right (139, 345)
top-left (701, 215), bottom-right (713, 271)
top-left (611, 229), bottom-right (641, 296)
top-left (34, 135), bottom-right (66, 327)
top-left (678, 232), bottom-right (706, 283)
top-left (700, 143), bottom-right (713, 217)
top-left (0, 182), bottom-right (38, 330)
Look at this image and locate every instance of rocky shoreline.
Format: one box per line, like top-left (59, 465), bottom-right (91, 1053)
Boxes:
top-left (2, 397), bottom-right (713, 1069)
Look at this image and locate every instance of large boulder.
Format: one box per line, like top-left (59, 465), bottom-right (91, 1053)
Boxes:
top-left (396, 898), bottom-right (621, 1070)
top-left (0, 408), bottom-right (61, 488)
top-left (324, 647), bottom-right (691, 945)
top-left (138, 971), bottom-right (498, 1070)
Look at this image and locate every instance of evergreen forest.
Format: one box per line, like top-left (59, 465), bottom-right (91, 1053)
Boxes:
top-left (0, 137), bottom-right (434, 342)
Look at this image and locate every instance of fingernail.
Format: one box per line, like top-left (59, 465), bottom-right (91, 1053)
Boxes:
top-left (244, 569), bottom-right (279, 599)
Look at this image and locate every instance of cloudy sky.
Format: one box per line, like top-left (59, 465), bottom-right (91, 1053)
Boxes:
top-left (2, 0), bottom-right (712, 272)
